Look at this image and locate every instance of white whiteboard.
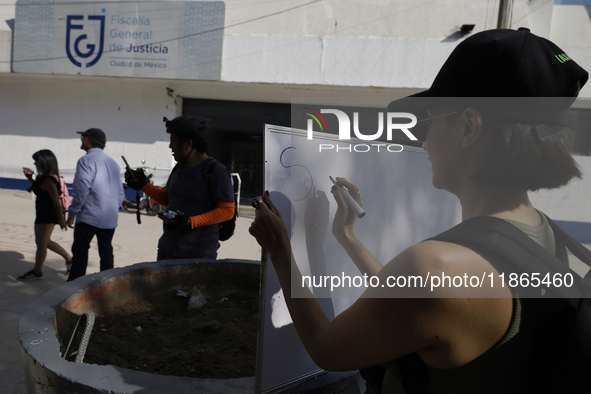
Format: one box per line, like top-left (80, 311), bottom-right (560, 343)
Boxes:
top-left (256, 125), bottom-right (462, 393)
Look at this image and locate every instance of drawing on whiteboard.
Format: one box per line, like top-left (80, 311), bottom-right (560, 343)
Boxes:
top-left (280, 146), bottom-right (313, 201)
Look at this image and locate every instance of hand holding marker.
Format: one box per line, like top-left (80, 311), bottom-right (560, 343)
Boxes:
top-left (329, 176), bottom-right (366, 219)
top-left (252, 197), bottom-right (272, 209)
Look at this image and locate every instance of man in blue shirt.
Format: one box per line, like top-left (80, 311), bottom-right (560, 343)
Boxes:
top-left (67, 128), bottom-right (124, 282)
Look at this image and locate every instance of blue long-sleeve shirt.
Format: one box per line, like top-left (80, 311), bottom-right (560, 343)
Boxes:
top-left (68, 148), bottom-right (124, 229)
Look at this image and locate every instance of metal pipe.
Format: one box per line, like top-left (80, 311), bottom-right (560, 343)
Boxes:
top-left (497, 0), bottom-right (514, 29)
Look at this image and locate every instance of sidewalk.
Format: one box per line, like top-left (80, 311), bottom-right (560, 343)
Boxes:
top-left (0, 188), bottom-right (261, 394)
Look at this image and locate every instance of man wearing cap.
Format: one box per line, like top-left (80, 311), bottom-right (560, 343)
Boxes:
top-left (67, 128), bottom-right (125, 282)
top-left (125, 115), bottom-right (235, 260)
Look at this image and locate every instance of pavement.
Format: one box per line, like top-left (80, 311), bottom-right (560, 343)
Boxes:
top-left (0, 188), bottom-right (261, 394)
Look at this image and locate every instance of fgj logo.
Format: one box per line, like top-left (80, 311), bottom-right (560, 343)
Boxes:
top-left (305, 109), bottom-right (418, 141)
top-left (66, 15), bottom-right (106, 68)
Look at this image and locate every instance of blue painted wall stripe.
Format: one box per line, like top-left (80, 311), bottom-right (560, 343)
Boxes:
top-left (0, 177), bottom-right (32, 191)
top-left (0, 176), bottom-right (73, 195)
top-left (554, 0), bottom-right (588, 5)
top-left (554, 220), bottom-right (591, 244)
top-left (1, 177), bottom-right (589, 243)
top-left (0, 177), bottom-right (135, 200)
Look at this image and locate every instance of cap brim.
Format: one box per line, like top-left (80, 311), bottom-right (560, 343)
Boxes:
top-left (387, 93), bottom-right (451, 144)
top-left (387, 90), bottom-right (467, 115)
top-left (388, 95), bottom-right (582, 144)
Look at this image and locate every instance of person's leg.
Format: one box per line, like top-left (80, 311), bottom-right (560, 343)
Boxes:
top-left (47, 240), bottom-right (72, 262)
top-left (48, 240), bottom-right (73, 272)
top-left (155, 250), bottom-right (217, 261)
top-left (96, 228), bottom-right (115, 271)
top-left (33, 224), bottom-right (55, 274)
top-left (157, 249), bottom-right (177, 261)
top-left (67, 222), bottom-right (96, 282)
top-left (18, 224), bottom-right (54, 279)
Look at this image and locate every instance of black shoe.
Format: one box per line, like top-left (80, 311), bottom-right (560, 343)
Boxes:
top-left (17, 269), bottom-right (44, 281)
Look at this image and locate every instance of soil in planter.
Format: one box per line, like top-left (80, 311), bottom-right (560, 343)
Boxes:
top-left (83, 284), bottom-right (260, 379)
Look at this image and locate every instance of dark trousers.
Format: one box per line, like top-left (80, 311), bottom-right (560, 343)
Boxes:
top-left (156, 249), bottom-right (217, 261)
top-left (67, 222), bottom-right (115, 282)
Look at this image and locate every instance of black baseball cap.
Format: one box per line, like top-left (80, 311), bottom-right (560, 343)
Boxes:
top-left (77, 128), bottom-right (107, 143)
top-left (163, 115), bottom-right (209, 136)
top-left (388, 28), bottom-right (588, 139)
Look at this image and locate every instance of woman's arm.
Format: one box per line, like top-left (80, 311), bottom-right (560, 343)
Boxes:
top-left (251, 191), bottom-right (516, 372)
top-left (331, 177), bottom-right (384, 277)
top-left (24, 169), bottom-right (34, 185)
top-left (42, 177), bottom-right (66, 230)
top-left (249, 192), bottom-right (443, 371)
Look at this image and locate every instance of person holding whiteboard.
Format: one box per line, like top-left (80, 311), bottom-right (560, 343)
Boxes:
top-left (249, 28), bottom-right (589, 393)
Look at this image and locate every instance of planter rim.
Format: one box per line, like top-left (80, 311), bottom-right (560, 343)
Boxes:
top-left (18, 258), bottom-right (260, 394)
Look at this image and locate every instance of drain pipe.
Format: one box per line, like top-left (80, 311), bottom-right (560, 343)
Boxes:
top-left (497, 0), bottom-right (514, 29)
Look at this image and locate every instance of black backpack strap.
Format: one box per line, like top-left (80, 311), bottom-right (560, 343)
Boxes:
top-left (49, 176), bottom-right (62, 196)
top-left (201, 158), bottom-right (218, 204)
top-left (414, 216), bottom-right (591, 393)
top-left (135, 190), bottom-right (142, 224)
top-left (546, 215), bottom-right (591, 295)
top-left (359, 364), bottom-right (386, 394)
top-left (202, 157), bottom-right (235, 205)
top-left (430, 216), bottom-right (583, 304)
top-left (545, 216), bottom-right (591, 270)
top-left (398, 353), bottom-right (427, 394)
top-left (169, 162), bottom-right (180, 179)
top-left (545, 216), bottom-right (591, 359)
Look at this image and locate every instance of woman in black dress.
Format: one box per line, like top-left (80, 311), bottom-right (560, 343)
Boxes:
top-left (18, 150), bottom-right (71, 281)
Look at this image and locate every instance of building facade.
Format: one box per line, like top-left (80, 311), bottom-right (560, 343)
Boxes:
top-left (1, 0), bottom-right (590, 238)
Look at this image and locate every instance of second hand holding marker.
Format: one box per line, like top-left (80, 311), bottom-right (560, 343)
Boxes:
top-left (329, 176), bottom-right (366, 219)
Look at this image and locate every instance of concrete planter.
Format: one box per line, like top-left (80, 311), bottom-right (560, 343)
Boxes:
top-left (18, 259), bottom-right (260, 394)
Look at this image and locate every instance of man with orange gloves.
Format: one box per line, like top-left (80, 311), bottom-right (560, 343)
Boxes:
top-left (125, 115), bottom-right (235, 260)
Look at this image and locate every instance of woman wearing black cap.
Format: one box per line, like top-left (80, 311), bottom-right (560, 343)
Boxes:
top-left (249, 28), bottom-right (589, 393)
top-left (18, 150), bottom-right (71, 280)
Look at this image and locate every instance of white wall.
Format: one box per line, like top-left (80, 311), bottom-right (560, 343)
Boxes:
top-left (3, 134), bottom-right (171, 186)
top-left (551, 4), bottom-right (591, 48)
top-left (221, 35), bottom-right (457, 89)
top-left (2, 1), bottom-right (590, 93)
top-left (222, 0), bottom-right (500, 38)
top-left (1, 0), bottom-right (591, 214)
top-left (550, 3), bottom-right (591, 96)
top-left (2, 0), bottom-right (498, 38)
top-left (530, 156), bottom-right (591, 222)
top-left (0, 30), bottom-right (10, 73)
top-left (0, 73), bottom-right (179, 183)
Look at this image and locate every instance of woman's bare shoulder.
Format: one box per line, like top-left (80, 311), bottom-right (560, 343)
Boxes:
top-left (408, 239), bottom-right (500, 271)
top-left (373, 240), bottom-right (514, 367)
top-left (379, 239), bottom-right (511, 298)
top-left (384, 239), bottom-right (487, 271)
